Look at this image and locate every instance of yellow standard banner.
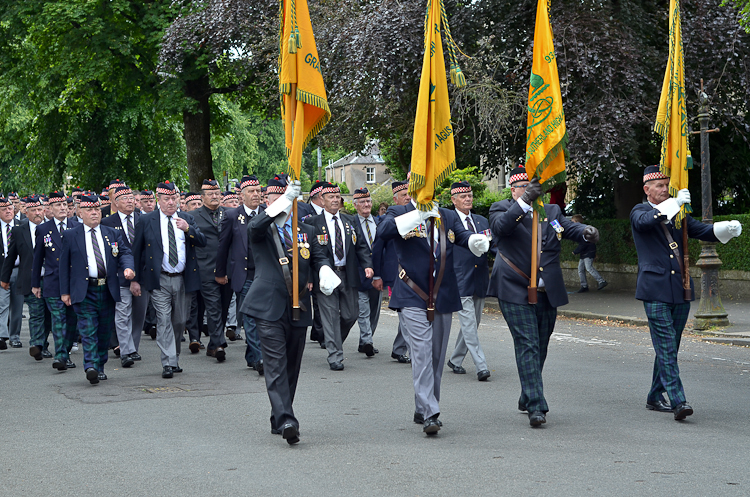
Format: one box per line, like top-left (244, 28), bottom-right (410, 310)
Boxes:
top-left (280, 0), bottom-right (331, 180)
top-left (654, 0), bottom-right (692, 228)
top-left (525, 0), bottom-right (567, 211)
top-left (409, 0), bottom-right (464, 211)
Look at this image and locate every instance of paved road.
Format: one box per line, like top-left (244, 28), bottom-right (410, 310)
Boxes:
top-left (1, 305), bottom-right (748, 496)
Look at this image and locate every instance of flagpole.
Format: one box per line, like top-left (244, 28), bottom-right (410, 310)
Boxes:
top-left (529, 209), bottom-right (539, 304)
top-left (290, 82), bottom-right (300, 321)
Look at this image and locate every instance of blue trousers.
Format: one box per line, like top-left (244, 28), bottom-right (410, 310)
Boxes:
top-left (643, 301), bottom-right (690, 407)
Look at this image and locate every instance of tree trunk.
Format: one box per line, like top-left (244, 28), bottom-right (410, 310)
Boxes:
top-left (183, 77), bottom-right (213, 191)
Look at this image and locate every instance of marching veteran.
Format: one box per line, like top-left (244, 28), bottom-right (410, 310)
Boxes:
top-left (488, 167), bottom-right (594, 427)
top-left (239, 174), bottom-right (340, 445)
top-left (378, 196), bottom-right (490, 435)
top-left (631, 165), bottom-right (742, 420)
top-left (59, 194), bottom-right (135, 384)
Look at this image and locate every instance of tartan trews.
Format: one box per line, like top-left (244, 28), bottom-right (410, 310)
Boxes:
top-left (46, 297), bottom-right (77, 362)
top-left (73, 286), bottom-right (115, 372)
top-left (643, 301), bottom-right (690, 407)
top-left (500, 293), bottom-right (557, 413)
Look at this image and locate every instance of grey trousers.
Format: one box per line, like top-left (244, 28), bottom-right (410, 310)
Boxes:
top-left (449, 296), bottom-right (488, 372)
top-left (317, 270), bottom-right (358, 365)
top-left (578, 258), bottom-right (605, 287)
top-left (227, 292), bottom-right (237, 327)
top-left (150, 273), bottom-right (186, 367)
top-left (0, 267), bottom-right (23, 341)
top-left (399, 308), bottom-right (452, 419)
top-left (114, 286), bottom-right (149, 356)
top-left (357, 288), bottom-right (382, 346)
top-left (392, 323), bottom-right (409, 356)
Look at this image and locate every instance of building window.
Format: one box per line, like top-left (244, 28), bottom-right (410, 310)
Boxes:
top-left (366, 167), bottom-right (375, 184)
top-left (341, 167), bottom-right (345, 183)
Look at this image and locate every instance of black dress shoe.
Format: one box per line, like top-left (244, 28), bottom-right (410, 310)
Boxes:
top-left (477, 370), bottom-right (491, 381)
top-left (423, 415), bottom-right (441, 435)
top-left (447, 360), bottom-right (466, 374)
top-left (529, 411), bottom-right (546, 427)
top-left (121, 355), bottom-right (135, 368)
top-left (207, 347), bottom-right (226, 362)
top-left (98, 372), bottom-right (107, 380)
top-left (130, 353), bottom-right (142, 361)
top-left (362, 343), bottom-right (374, 357)
top-left (329, 361), bottom-right (344, 371)
top-left (86, 368), bottom-right (100, 384)
top-left (319, 342), bottom-right (326, 349)
top-left (391, 352), bottom-right (411, 363)
top-left (255, 361), bottom-right (264, 376)
top-left (673, 402), bottom-right (694, 420)
top-left (271, 427), bottom-right (282, 435)
top-left (414, 412), bottom-right (424, 424)
top-left (281, 423), bottom-right (300, 445)
top-left (597, 281), bottom-right (608, 291)
top-left (0, 339), bottom-right (6, 350)
top-left (10, 340), bottom-right (22, 348)
top-left (41, 349), bottom-right (53, 358)
top-left (52, 359), bottom-right (67, 371)
top-left (66, 359), bottom-right (76, 369)
top-left (646, 398), bottom-right (673, 413)
top-left (172, 365), bottom-right (183, 373)
top-left (518, 401), bottom-right (528, 412)
top-left (148, 326), bottom-right (157, 340)
top-left (577, 286), bottom-right (589, 293)
top-left (29, 345), bottom-right (43, 361)
top-left (162, 366), bottom-right (174, 378)
top-left (113, 346), bottom-right (121, 357)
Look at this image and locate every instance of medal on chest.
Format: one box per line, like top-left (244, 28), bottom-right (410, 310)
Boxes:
top-left (447, 229), bottom-right (455, 243)
top-left (480, 228), bottom-right (492, 241)
top-left (238, 213), bottom-right (245, 225)
top-left (111, 241), bottom-right (119, 257)
top-left (317, 234), bottom-right (328, 245)
top-left (550, 219), bottom-right (564, 241)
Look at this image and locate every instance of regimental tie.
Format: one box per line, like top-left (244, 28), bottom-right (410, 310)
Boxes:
top-left (126, 214), bottom-right (134, 244)
top-left (6, 223), bottom-right (11, 245)
top-left (167, 216), bottom-right (178, 267)
top-left (58, 221), bottom-right (65, 234)
top-left (466, 215), bottom-right (476, 233)
top-left (363, 217), bottom-right (373, 248)
top-left (333, 215), bottom-right (344, 260)
top-left (282, 225), bottom-right (293, 256)
top-left (90, 228), bottom-right (106, 278)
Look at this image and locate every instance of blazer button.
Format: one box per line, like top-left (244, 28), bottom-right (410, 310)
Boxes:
top-left (148, 243), bottom-right (151, 246)
top-left (671, 270), bottom-right (675, 274)
top-left (539, 267), bottom-right (544, 272)
top-left (654, 215), bottom-right (658, 219)
top-left (244, 257), bottom-right (247, 260)
top-left (670, 254), bottom-right (674, 258)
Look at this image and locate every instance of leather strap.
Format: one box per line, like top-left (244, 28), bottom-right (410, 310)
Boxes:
top-left (272, 227), bottom-right (294, 298)
top-left (659, 222), bottom-right (684, 276)
top-left (398, 264), bottom-right (430, 302)
top-left (498, 251), bottom-right (530, 281)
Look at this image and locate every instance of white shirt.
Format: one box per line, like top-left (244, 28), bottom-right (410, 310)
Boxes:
top-left (456, 210), bottom-right (476, 233)
top-left (1, 220), bottom-right (19, 267)
top-left (29, 220), bottom-right (44, 277)
top-left (85, 225), bottom-right (107, 278)
top-left (159, 209), bottom-right (186, 273)
top-left (118, 211), bottom-right (134, 243)
top-left (312, 203), bottom-right (324, 215)
top-left (357, 214), bottom-right (377, 249)
top-left (243, 205), bottom-right (259, 217)
top-left (324, 209), bottom-right (346, 266)
top-left (55, 218), bottom-right (68, 233)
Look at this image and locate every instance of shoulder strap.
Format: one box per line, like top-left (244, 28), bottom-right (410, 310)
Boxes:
top-left (271, 227), bottom-right (294, 298)
top-left (659, 222), bottom-right (684, 276)
top-left (498, 251), bottom-right (531, 281)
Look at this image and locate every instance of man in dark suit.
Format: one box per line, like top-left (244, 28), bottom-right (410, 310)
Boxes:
top-left (32, 192), bottom-right (79, 369)
top-left (216, 175), bottom-right (265, 373)
top-left (0, 196), bottom-right (24, 349)
top-left (2, 195), bottom-right (50, 360)
top-left (488, 167), bottom-right (593, 427)
top-left (352, 187), bottom-right (384, 357)
top-left (445, 182), bottom-right (493, 381)
top-left (304, 183), bottom-right (373, 371)
top-left (129, 181), bottom-right (206, 378)
top-left (239, 175), bottom-right (339, 444)
top-left (631, 165), bottom-right (741, 420)
top-left (101, 185), bottom-right (147, 368)
top-left (378, 195), bottom-right (490, 435)
top-left (191, 179), bottom-right (233, 362)
top-left (60, 195), bottom-right (135, 384)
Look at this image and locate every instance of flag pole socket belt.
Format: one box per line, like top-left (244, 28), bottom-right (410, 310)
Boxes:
top-left (161, 271), bottom-right (183, 277)
top-left (88, 278), bottom-right (107, 286)
top-left (278, 257), bottom-right (289, 265)
top-left (333, 266), bottom-right (346, 272)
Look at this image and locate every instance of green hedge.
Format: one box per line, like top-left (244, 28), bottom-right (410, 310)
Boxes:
top-left (560, 214), bottom-right (750, 271)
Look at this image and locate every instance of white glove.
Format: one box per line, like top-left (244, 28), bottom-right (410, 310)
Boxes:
top-left (284, 180), bottom-right (301, 203)
top-left (468, 234), bottom-right (490, 257)
top-left (714, 220), bottom-right (742, 244)
top-left (676, 189), bottom-right (691, 206)
top-left (655, 198), bottom-right (680, 220)
top-left (318, 265), bottom-right (341, 296)
top-left (395, 203), bottom-right (439, 237)
top-left (418, 202), bottom-right (440, 222)
top-left (265, 195), bottom-right (292, 219)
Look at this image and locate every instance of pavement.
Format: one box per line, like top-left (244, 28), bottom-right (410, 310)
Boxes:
top-left (512, 285), bottom-right (750, 346)
top-left (2, 303), bottom-right (750, 495)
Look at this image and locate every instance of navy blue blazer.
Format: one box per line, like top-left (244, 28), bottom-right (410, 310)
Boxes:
top-left (1, 219), bottom-right (34, 295)
top-left (216, 205), bottom-right (265, 293)
top-left (238, 211), bottom-right (329, 326)
top-left (487, 199), bottom-right (587, 307)
top-left (377, 204), bottom-right (472, 313)
top-left (449, 210), bottom-right (491, 298)
top-left (354, 214), bottom-right (385, 292)
top-left (32, 218), bottom-right (80, 297)
top-left (630, 202), bottom-right (717, 303)
top-left (130, 210), bottom-right (207, 293)
top-left (304, 212), bottom-right (373, 290)
top-left (101, 211), bottom-right (140, 287)
top-left (297, 201), bottom-right (317, 222)
top-left (59, 224), bottom-right (134, 304)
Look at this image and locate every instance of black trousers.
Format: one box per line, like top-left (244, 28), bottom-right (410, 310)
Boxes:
top-left (256, 311), bottom-right (307, 432)
top-left (200, 280), bottom-right (232, 350)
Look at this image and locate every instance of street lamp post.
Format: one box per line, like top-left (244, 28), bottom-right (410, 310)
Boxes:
top-left (692, 82), bottom-right (728, 330)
